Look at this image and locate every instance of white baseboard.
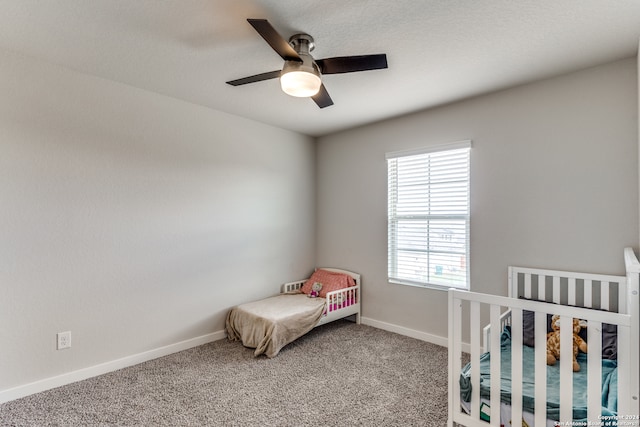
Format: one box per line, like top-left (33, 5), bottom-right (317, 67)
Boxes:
top-left (2, 320), bottom-right (468, 404)
top-left (0, 330), bottom-right (226, 404)
top-left (361, 316), bottom-right (470, 354)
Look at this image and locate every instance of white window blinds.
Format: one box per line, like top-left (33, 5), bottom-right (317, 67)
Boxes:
top-left (387, 141), bottom-right (470, 290)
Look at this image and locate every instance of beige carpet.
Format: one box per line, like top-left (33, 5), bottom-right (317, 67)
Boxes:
top-left (0, 320), bottom-right (450, 426)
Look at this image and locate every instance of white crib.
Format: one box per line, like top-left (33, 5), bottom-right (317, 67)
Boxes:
top-left (448, 248), bottom-right (640, 426)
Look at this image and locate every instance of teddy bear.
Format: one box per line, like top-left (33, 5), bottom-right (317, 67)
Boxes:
top-left (308, 282), bottom-right (322, 298)
top-left (546, 314), bottom-right (588, 372)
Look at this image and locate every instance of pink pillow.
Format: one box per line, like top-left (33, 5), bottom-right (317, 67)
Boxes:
top-left (301, 269), bottom-right (356, 298)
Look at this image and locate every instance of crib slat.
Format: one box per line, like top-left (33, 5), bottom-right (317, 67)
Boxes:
top-left (448, 292), bottom-right (462, 426)
top-left (511, 308), bottom-right (523, 426)
top-left (524, 274), bottom-right (532, 299)
top-left (618, 281), bottom-right (627, 314)
top-left (489, 305), bottom-right (501, 425)
top-left (537, 275), bottom-right (546, 301)
top-left (618, 323), bottom-right (631, 417)
top-left (470, 301), bottom-right (481, 422)
top-left (568, 277), bottom-right (576, 306)
top-left (534, 311), bottom-right (547, 426)
top-left (508, 268), bottom-right (515, 298)
top-left (587, 320), bottom-right (602, 424)
top-left (559, 315), bottom-right (573, 423)
top-left (584, 280), bottom-right (593, 308)
top-left (601, 281), bottom-right (610, 311)
top-left (553, 276), bottom-right (561, 303)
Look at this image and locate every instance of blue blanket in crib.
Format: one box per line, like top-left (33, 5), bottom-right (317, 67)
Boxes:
top-left (459, 327), bottom-right (618, 423)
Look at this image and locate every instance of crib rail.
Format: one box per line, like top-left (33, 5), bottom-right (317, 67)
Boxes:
top-left (448, 289), bottom-right (636, 427)
top-left (509, 266), bottom-right (628, 313)
top-left (482, 310), bottom-right (511, 352)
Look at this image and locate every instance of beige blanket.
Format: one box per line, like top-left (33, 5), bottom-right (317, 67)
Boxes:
top-left (225, 293), bottom-right (326, 358)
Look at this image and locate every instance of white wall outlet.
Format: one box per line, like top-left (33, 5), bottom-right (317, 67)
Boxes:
top-left (57, 331), bottom-right (71, 350)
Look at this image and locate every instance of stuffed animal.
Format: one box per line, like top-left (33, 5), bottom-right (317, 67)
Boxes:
top-left (546, 314), bottom-right (588, 372)
top-left (308, 282), bottom-right (322, 298)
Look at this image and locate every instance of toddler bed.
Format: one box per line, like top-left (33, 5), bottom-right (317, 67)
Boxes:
top-left (448, 248), bottom-right (640, 427)
top-left (226, 268), bottom-right (360, 358)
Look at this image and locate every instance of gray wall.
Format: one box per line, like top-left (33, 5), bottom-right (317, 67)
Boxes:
top-left (316, 58), bottom-right (639, 341)
top-left (1, 46), bottom-right (637, 397)
top-left (0, 49), bottom-right (316, 391)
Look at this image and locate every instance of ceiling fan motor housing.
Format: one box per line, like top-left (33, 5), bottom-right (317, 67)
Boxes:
top-left (281, 33), bottom-right (321, 78)
top-left (289, 33), bottom-right (315, 53)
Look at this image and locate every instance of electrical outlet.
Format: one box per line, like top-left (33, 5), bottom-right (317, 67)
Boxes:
top-left (57, 331), bottom-right (71, 350)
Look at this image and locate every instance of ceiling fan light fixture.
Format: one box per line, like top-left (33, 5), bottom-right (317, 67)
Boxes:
top-left (281, 71), bottom-right (321, 97)
top-left (280, 61), bottom-right (321, 97)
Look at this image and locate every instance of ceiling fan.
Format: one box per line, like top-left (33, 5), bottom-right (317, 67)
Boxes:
top-left (226, 19), bottom-right (388, 108)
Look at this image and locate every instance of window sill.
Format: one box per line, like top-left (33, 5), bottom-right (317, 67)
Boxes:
top-left (388, 278), bottom-right (468, 292)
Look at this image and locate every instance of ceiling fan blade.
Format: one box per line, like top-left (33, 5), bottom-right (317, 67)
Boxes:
top-left (226, 70), bottom-right (281, 86)
top-left (247, 19), bottom-right (301, 62)
top-left (311, 84), bottom-right (334, 108)
top-left (316, 54), bottom-right (388, 75)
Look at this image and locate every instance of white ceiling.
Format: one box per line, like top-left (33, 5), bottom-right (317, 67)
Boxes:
top-left (1, 1), bottom-right (640, 137)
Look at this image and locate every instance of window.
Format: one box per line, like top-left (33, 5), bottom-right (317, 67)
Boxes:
top-left (387, 141), bottom-right (470, 290)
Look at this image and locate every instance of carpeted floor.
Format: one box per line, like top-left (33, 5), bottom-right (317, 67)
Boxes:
top-left (0, 320), bottom-right (451, 426)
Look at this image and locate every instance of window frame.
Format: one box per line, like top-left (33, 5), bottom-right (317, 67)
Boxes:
top-left (386, 140), bottom-right (471, 291)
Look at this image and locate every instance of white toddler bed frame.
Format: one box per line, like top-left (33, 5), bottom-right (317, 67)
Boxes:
top-left (448, 248), bottom-right (640, 427)
top-left (282, 267), bottom-right (361, 325)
